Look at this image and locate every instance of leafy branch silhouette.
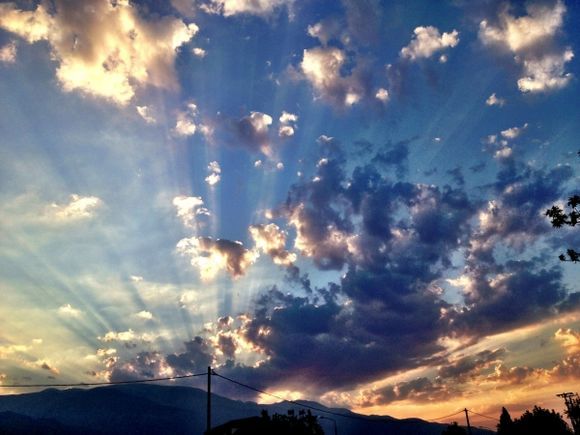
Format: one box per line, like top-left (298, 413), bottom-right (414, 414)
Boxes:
top-left (545, 151), bottom-right (579, 263)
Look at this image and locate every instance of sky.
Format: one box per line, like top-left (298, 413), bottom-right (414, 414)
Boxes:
top-left (0, 0), bottom-right (579, 430)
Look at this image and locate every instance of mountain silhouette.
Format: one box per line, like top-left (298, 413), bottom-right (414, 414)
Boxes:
top-left (0, 384), bottom-right (495, 434)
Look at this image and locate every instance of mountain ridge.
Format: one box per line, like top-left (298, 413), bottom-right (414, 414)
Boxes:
top-left (0, 384), bottom-right (495, 434)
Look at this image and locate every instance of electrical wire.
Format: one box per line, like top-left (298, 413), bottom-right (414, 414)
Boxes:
top-left (0, 372), bottom-right (206, 388)
top-left (467, 409), bottom-right (500, 422)
top-left (429, 409), bottom-right (466, 421)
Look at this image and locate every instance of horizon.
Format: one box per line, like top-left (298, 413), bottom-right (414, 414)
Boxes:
top-left (0, 0), bottom-right (579, 432)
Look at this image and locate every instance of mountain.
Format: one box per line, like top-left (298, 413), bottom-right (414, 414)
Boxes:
top-left (0, 384), bottom-right (495, 434)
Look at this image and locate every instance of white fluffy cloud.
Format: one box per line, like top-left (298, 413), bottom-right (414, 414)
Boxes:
top-left (173, 102), bottom-right (199, 137)
top-left (0, 40), bottom-right (17, 63)
top-left (136, 105), bottom-right (156, 123)
top-left (375, 88), bottom-right (389, 103)
top-left (198, 0), bottom-right (294, 17)
top-left (500, 123), bottom-right (528, 140)
top-left (58, 303), bottom-right (83, 318)
top-left (173, 195), bottom-right (209, 228)
top-left (0, 0), bottom-right (198, 105)
top-left (192, 47), bottom-right (206, 58)
top-left (400, 26), bottom-right (459, 61)
top-left (479, 0), bottom-right (572, 93)
top-left (517, 49), bottom-right (574, 93)
top-left (485, 93), bottom-right (505, 107)
top-left (278, 111), bottom-right (298, 137)
top-left (205, 161), bottom-right (222, 186)
top-left (50, 194), bottom-right (103, 221)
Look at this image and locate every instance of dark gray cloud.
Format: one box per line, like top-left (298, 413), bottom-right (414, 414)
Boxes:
top-left (166, 337), bottom-right (213, 374)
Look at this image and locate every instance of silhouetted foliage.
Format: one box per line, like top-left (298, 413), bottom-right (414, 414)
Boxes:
top-left (441, 421), bottom-right (467, 435)
top-left (563, 394), bottom-right (580, 434)
top-left (545, 152), bottom-right (579, 263)
top-left (207, 409), bottom-right (324, 435)
top-left (497, 407), bottom-right (514, 435)
top-left (496, 406), bottom-right (572, 435)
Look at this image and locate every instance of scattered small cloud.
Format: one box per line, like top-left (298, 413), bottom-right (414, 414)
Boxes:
top-left (135, 310), bottom-right (154, 321)
top-left (400, 26), bottom-right (459, 61)
top-left (192, 47), bottom-right (206, 58)
top-left (375, 88), bottom-right (389, 103)
top-left (58, 304), bottom-right (82, 318)
top-left (49, 194), bottom-right (103, 222)
top-left (205, 161), bottom-right (221, 186)
top-left (0, 40), bottom-right (16, 63)
top-left (136, 105), bottom-right (156, 124)
top-left (486, 93), bottom-right (505, 107)
top-left (173, 195), bottom-right (210, 229)
top-left (173, 102), bottom-right (199, 137)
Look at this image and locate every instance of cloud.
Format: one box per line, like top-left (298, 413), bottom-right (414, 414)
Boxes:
top-left (400, 26), bottom-right (459, 61)
top-left (176, 236), bottom-right (258, 280)
top-left (360, 377), bottom-right (453, 406)
top-left (479, 1), bottom-right (565, 53)
top-left (166, 337), bottom-right (213, 373)
top-left (205, 161), bottom-right (221, 186)
top-left (229, 111), bottom-right (274, 154)
top-left (135, 310), bottom-right (154, 321)
top-left (109, 350), bottom-right (173, 382)
top-left (278, 111), bottom-right (298, 137)
top-left (136, 105), bottom-right (156, 124)
top-left (0, 40), bottom-right (17, 63)
top-left (299, 47), bottom-right (373, 108)
top-left (517, 49), bottom-right (574, 93)
top-left (486, 93), bottom-right (505, 107)
top-left (249, 223), bottom-right (296, 266)
top-left (0, 0), bottom-right (198, 105)
top-left (58, 303), bottom-right (83, 318)
top-left (375, 88), bottom-right (389, 103)
top-left (99, 329), bottom-right (156, 345)
top-left (279, 111), bottom-right (298, 124)
top-left (192, 47), bottom-right (206, 58)
top-left (197, 0), bottom-right (295, 18)
top-left (173, 102), bottom-right (200, 137)
top-left (173, 195), bottom-right (210, 229)
top-left (307, 18), bottom-right (344, 46)
top-left (554, 328), bottom-right (580, 355)
top-left (500, 123), bottom-right (528, 140)
top-left (49, 194), bottom-right (103, 221)
top-left (479, 0), bottom-right (573, 93)
top-left (438, 348), bottom-right (505, 379)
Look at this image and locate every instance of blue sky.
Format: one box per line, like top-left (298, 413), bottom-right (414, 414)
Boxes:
top-left (0, 0), bottom-right (579, 427)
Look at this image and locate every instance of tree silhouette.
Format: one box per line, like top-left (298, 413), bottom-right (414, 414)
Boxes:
top-left (545, 151), bottom-right (579, 263)
top-left (497, 406), bottom-right (573, 435)
top-left (497, 407), bottom-right (514, 435)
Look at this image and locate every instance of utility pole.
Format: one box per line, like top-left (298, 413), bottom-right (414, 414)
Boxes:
top-left (207, 366), bottom-right (212, 435)
top-left (557, 392), bottom-right (580, 435)
top-left (464, 408), bottom-right (472, 435)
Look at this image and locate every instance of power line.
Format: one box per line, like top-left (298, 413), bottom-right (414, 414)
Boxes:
top-left (212, 371), bottom-right (390, 423)
top-left (429, 409), bottom-right (466, 421)
top-left (467, 409), bottom-right (500, 422)
top-left (0, 372), bottom-right (206, 388)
